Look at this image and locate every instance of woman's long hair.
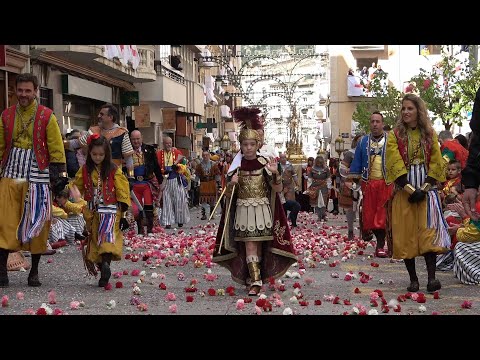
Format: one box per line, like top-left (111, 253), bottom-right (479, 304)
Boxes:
top-left (394, 93), bottom-right (434, 145)
top-left (85, 135), bottom-right (116, 181)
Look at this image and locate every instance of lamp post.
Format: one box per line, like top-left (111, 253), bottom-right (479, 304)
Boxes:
top-left (334, 134), bottom-right (345, 159)
top-left (214, 137), bottom-right (220, 150)
top-left (220, 133), bottom-right (231, 151)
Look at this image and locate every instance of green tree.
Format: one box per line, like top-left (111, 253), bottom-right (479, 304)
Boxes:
top-left (352, 71), bottom-right (403, 133)
top-left (407, 52), bottom-right (480, 131)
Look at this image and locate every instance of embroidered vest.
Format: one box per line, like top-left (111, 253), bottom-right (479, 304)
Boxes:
top-left (2, 104), bottom-right (52, 170)
top-left (157, 148), bottom-right (181, 174)
top-left (82, 165), bottom-right (117, 205)
top-left (393, 128), bottom-right (432, 171)
top-left (89, 125), bottom-right (127, 160)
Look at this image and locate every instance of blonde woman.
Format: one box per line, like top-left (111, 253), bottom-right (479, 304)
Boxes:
top-left (385, 94), bottom-right (449, 293)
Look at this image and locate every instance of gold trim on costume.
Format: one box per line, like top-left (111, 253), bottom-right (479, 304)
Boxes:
top-left (258, 156), bottom-right (267, 165)
top-left (404, 184), bottom-right (416, 195)
top-left (274, 220), bottom-right (289, 245)
top-left (420, 183), bottom-right (432, 192)
top-left (239, 128), bottom-right (260, 143)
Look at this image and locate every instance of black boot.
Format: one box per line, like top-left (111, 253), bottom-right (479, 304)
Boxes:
top-left (332, 198), bottom-right (339, 215)
top-left (209, 204), bottom-right (215, 219)
top-left (0, 249), bottom-right (9, 288)
top-left (98, 253), bottom-right (112, 287)
top-left (425, 252), bottom-right (441, 293)
top-left (136, 213), bottom-right (144, 235)
top-left (74, 232), bottom-right (86, 241)
top-left (145, 206), bottom-right (154, 234)
top-left (373, 229), bottom-right (387, 258)
top-left (28, 254), bottom-right (42, 287)
top-left (404, 258), bottom-right (419, 292)
top-left (201, 207), bottom-right (207, 220)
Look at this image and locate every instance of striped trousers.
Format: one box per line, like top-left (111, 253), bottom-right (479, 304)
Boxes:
top-left (453, 242), bottom-right (480, 284)
top-left (161, 178), bottom-right (190, 226)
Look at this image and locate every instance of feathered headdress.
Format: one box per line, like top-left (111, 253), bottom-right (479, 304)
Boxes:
top-left (232, 107), bottom-right (264, 143)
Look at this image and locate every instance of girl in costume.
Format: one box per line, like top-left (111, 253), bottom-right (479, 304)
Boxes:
top-left (70, 134), bottom-right (130, 287)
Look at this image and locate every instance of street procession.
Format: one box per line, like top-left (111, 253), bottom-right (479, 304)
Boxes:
top-left (0, 44), bottom-right (479, 315)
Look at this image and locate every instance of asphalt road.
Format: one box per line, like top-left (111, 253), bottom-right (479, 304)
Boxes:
top-left (1, 206), bottom-right (479, 316)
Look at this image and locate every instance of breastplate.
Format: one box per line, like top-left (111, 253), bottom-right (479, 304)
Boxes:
top-left (237, 169), bottom-right (269, 199)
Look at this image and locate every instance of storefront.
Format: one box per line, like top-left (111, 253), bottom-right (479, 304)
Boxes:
top-left (61, 74), bottom-right (117, 133)
top-left (0, 45), bottom-right (30, 110)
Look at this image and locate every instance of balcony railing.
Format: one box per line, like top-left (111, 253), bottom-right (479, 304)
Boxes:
top-left (136, 45), bottom-right (156, 81)
top-left (30, 45), bottom-right (156, 82)
top-left (156, 62), bottom-right (185, 85)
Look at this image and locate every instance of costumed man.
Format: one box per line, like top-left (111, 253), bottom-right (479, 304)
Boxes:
top-left (0, 73), bottom-right (67, 288)
top-left (349, 112), bottom-right (393, 257)
top-left (130, 130), bottom-right (163, 235)
top-left (197, 149), bottom-right (220, 220)
top-left (219, 151), bottom-right (233, 190)
top-left (213, 107), bottom-right (296, 296)
top-left (156, 136), bottom-right (189, 229)
top-left (299, 157), bottom-right (314, 212)
top-left (279, 153), bottom-right (300, 201)
top-left (438, 130), bottom-right (469, 169)
top-left (64, 103), bottom-right (135, 179)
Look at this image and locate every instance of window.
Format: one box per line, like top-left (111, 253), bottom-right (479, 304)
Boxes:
top-left (39, 87), bottom-right (53, 108)
top-left (157, 45), bottom-right (171, 63)
top-left (62, 96), bottom-right (101, 132)
top-left (419, 45), bottom-right (442, 55)
top-left (356, 58), bottom-right (378, 72)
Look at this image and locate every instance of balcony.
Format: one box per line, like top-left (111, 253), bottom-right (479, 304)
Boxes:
top-left (134, 63), bottom-right (187, 108)
top-left (135, 45), bottom-right (157, 81)
top-left (184, 80), bottom-right (204, 116)
top-left (350, 45), bottom-right (385, 51)
top-left (30, 45), bottom-right (156, 83)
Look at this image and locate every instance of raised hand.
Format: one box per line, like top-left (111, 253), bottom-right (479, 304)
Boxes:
top-left (266, 158), bottom-right (279, 174)
top-left (69, 184), bottom-right (82, 202)
top-left (462, 188), bottom-right (479, 221)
